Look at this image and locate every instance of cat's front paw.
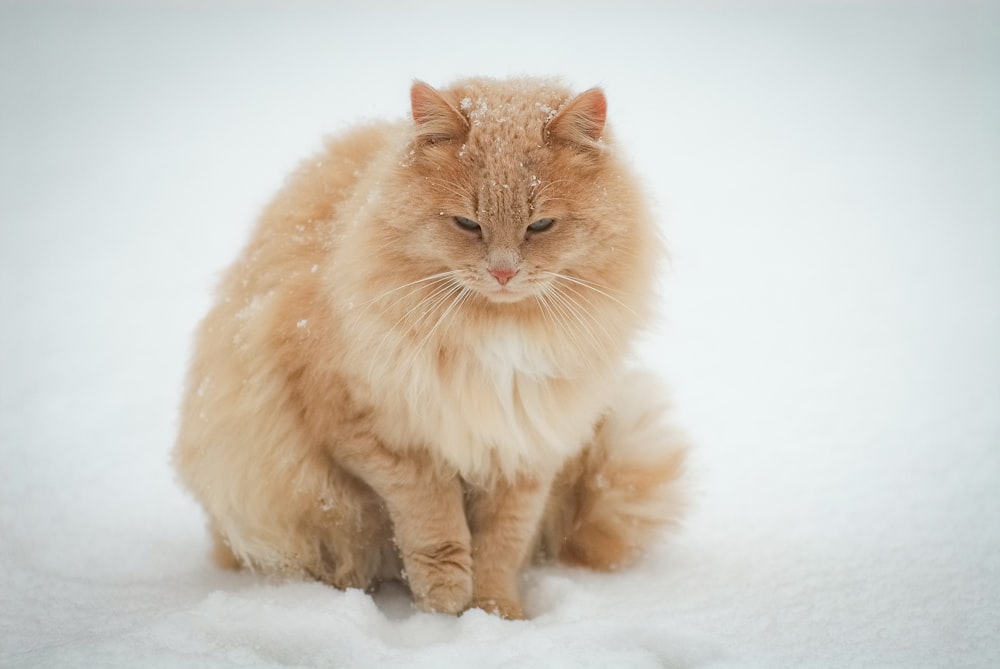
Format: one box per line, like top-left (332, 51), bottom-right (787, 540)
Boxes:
top-left (405, 541), bottom-right (473, 615)
top-left (470, 596), bottom-right (526, 620)
top-left (414, 574), bottom-right (473, 615)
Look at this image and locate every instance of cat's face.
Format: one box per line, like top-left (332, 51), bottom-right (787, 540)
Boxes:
top-left (390, 79), bottom-right (638, 311)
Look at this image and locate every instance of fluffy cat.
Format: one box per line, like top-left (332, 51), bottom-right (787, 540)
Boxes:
top-left (174, 77), bottom-right (687, 619)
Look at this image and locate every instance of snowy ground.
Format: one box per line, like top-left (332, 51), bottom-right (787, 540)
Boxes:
top-left (2, 2), bottom-right (998, 668)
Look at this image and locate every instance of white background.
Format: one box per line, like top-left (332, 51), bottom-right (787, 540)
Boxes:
top-left (2, 2), bottom-right (998, 667)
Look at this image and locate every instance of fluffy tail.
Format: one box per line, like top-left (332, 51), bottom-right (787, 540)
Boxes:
top-left (538, 370), bottom-right (689, 571)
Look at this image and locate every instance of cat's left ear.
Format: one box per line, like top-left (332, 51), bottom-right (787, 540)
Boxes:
top-left (410, 81), bottom-right (469, 145)
top-left (545, 88), bottom-right (607, 150)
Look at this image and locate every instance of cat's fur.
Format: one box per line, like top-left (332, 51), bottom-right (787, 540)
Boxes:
top-left (174, 77), bottom-right (687, 619)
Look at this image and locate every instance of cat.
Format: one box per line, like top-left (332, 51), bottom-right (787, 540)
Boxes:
top-left (173, 77), bottom-right (688, 620)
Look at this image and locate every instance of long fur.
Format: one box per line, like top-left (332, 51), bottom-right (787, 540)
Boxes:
top-left (174, 77), bottom-right (687, 619)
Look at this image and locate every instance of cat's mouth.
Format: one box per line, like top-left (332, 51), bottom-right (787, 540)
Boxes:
top-left (484, 271), bottom-right (548, 304)
top-left (465, 276), bottom-right (533, 304)
top-left (483, 286), bottom-right (530, 304)
top-left (458, 267), bottom-right (546, 304)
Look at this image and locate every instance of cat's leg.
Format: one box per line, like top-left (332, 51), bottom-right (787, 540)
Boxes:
top-left (465, 474), bottom-right (552, 620)
top-left (333, 434), bottom-right (472, 615)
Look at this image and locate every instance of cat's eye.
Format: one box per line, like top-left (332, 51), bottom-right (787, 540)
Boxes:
top-left (527, 218), bottom-right (555, 233)
top-left (453, 216), bottom-right (481, 232)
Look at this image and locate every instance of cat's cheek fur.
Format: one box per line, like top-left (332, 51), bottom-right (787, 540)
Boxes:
top-left (174, 77), bottom-right (688, 619)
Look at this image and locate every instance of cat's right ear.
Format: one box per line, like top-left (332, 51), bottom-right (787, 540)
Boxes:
top-left (410, 81), bottom-right (469, 145)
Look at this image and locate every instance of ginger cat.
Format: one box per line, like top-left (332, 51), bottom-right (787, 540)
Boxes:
top-left (174, 77), bottom-right (687, 619)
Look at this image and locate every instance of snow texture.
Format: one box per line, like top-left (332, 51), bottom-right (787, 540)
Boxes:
top-left (1, 2), bottom-right (998, 668)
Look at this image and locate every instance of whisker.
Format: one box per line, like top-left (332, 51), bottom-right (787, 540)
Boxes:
top-left (365, 275), bottom-right (464, 385)
top-left (532, 290), bottom-right (561, 335)
top-left (423, 178), bottom-right (473, 204)
top-left (541, 271), bottom-right (637, 316)
top-left (532, 179), bottom-right (576, 200)
top-left (541, 283), bottom-right (610, 362)
top-left (536, 289), bottom-right (591, 361)
top-left (549, 283), bottom-right (618, 358)
top-left (363, 270), bottom-right (461, 308)
top-left (403, 284), bottom-right (469, 378)
top-left (528, 196), bottom-right (579, 205)
top-left (369, 283), bottom-right (460, 387)
top-left (371, 278), bottom-right (456, 348)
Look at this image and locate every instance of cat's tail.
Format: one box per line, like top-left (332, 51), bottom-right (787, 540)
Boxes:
top-left (538, 370), bottom-right (689, 571)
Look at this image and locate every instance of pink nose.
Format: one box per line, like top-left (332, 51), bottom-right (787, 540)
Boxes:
top-left (489, 267), bottom-right (517, 286)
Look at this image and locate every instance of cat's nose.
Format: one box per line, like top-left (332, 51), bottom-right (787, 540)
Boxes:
top-left (489, 267), bottom-right (518, 286)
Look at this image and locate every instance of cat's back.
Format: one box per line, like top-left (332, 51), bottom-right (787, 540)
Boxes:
top-left (250, 121), bottom-right (402, 261)
top-left (183, 121), bottom-right (401, 400)
top-left (205, 121), bottom-right (402, 327)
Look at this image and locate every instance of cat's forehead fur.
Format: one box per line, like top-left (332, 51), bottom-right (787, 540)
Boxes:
top-left (444, 77), bottom-right (570, 132)
top-left (416, 77), bottom-right (600, 225)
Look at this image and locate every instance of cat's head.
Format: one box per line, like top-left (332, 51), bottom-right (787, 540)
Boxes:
top-left (378, 77), bottom-right (659, 323)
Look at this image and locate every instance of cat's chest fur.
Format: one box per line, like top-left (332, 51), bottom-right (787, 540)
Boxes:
top-left (373, 321), bottom-right (602, 483)
top-left (475, 324), bottom-right (555, 382)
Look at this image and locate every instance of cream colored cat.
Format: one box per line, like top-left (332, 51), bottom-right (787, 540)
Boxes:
top-left (174, 77), bottom-right (687, 619)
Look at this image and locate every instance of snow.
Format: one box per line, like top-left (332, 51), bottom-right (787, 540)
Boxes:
top-left (2, 2), bottom-right (998, 668)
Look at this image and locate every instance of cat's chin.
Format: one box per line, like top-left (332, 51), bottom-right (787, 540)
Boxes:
top-left (481, 287), bottom-right (532, 305)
